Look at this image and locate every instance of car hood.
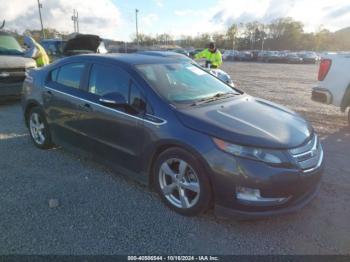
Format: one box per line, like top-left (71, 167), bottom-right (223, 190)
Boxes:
top-left (0, 55), bottom-right (36, 68)
top-left (63, 34), bottom-right (101, 55)
top-left (175, 95), bottom-right (313, 149)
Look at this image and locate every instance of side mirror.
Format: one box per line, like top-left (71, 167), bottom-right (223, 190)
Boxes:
top-left (99, 92), bottom-right (127, 108)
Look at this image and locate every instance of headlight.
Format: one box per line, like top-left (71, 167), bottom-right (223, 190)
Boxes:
top-left (213, 137), bottom-right (284, 164)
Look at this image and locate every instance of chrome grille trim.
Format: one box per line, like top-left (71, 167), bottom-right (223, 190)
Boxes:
top-left (289, 135), bottom-right (323, 173)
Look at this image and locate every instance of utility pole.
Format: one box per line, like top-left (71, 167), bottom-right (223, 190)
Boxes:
top-left (37, 0), bottom-right (46, 39)
top-left (76, 11), bottom-right (79, 33)
top-left (72, 9), bottom-right (79, 33)
top-left (135, 9), bottom-right (139, 46)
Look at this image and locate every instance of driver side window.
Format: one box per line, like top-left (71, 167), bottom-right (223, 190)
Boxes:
top-left (88, 63), bottom-right (129, 98)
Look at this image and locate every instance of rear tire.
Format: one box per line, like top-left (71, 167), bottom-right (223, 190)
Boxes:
top-left (154, 148), bottom-right (212, 216)
top-left (27, 107), bottom-right (54, 149)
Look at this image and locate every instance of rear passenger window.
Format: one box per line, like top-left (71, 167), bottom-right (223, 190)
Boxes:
top-left (88, 64), bottom-right (129, 97)
top-left (57, 63), bottom-right (85, 89)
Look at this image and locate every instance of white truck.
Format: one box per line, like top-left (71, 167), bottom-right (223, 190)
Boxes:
top-left (312, 53), bottom-right (350, 124)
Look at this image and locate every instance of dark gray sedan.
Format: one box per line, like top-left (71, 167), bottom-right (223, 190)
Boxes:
top-left (22, 54), bottom-right (324, 219)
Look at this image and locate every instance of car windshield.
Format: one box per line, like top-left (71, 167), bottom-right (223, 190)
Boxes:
top-left (136, 62), bottom-right (239, 104)
top-left (0, 35), bottom-right (24, 55)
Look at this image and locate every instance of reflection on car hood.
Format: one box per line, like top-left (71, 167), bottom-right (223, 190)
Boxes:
top-left (175, 95), bottom-right (313, 149)
top-left (0, 55), bottom-right (36, 68)
top-left (63, 34), bottom-right (101, 55)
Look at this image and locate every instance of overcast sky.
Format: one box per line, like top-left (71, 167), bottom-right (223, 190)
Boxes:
top-left (1, 0), bottom-right (350, 41)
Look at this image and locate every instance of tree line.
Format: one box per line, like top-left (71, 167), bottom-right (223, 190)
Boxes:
top-left (4, 17), bottom-right (350, 51)
top-left (134, 17), bottom-right (350, 51)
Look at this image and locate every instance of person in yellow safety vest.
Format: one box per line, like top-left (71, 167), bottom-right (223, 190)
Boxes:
top-left (23, 35), bottom-right (50, 67)
top-left (194, 42), bottom-right (222, 68)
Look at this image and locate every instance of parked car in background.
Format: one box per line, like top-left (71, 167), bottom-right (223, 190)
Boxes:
top-left (236, 51), bottom-right (253, 61)
top-left (286, 53), bottom-right (303, 64)
top-left (189, 49), bottom-right (203, 58)
top-left (63, 34), bottom-right (108, 56)
top-left (257, 51), bottom-right (268, 62)
top-left (41, 39), bottom-right (67, 61)
top-left (41, 34), bottom-right (107, 61)
top-left (0, 30), bottom-right (36, 101)
top-left (299, 52), bottom-right (320, 64)
top-left (262, 51), bottom-right (285, 63)
top-left (22, 53), bottom-right (324, 219)
top-left (222, 50), bottom-right (237, 61)
top-left (312, 53), bottom-right (350, 124)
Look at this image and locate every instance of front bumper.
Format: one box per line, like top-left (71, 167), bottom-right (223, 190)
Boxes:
top-left (0, 82), bottom-right (23, 98)
top-left (215, 183), bottom-right (320, 220)
top-left (203, 140), bottom-right (324, 219)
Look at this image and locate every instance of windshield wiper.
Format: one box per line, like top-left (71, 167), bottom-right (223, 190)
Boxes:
top-left (191, 92), bottom-right (237, 106)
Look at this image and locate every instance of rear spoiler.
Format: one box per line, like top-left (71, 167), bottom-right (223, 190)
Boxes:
top-left (0, 20), bottom-right (5, 30)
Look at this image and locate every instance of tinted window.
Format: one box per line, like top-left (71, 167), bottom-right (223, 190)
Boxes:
top-left (57, 63), bottom-right (85, 89)
top-left (88, 64), bottom-right (129, 97)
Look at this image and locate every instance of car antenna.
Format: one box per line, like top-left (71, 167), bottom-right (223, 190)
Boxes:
top-left (0, 20), bottom-right (5, 30)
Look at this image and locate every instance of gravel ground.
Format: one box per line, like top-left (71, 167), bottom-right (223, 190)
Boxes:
top-left (0, 62), bottom-right (349, 255)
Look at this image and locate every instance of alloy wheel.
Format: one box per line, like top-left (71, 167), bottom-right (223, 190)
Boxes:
top-left (158, 158), bottom-right (200, 209)
top-left (29, 112), bottom-right (46, 145)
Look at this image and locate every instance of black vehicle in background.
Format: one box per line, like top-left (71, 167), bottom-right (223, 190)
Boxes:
top-left (41, 34), bottom-right (107, 61)
top-left (299, 52), bottom-right (320, 64)
top-left (22, 53), bottom-right (323, 219)
top-left (286, 53), bottom-right (303, 64)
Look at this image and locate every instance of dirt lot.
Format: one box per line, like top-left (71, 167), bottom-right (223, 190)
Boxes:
top-left (0, 62), bottom-right (349, 255)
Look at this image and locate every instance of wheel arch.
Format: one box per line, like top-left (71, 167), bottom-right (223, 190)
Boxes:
top-left (147, 141), bottom-right (214, 194)
top-left (340, 83), bottom-right (350, 112)
top-left (24, 100), bottom-right (41, 127)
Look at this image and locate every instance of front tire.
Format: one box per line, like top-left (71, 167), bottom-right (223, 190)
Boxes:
top-left (27, 107), bottom-right (54, 149)
top-left (154, 148), bottom-right (212, 216)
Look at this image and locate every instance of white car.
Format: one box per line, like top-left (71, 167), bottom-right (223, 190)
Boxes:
top-left (312, 53), bottom-right (350, 124)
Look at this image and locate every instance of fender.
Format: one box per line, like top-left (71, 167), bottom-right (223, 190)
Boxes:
top-left (23, 99), bottom-right (41, 126)
top-left (142, 139), bottom-right (214, 188)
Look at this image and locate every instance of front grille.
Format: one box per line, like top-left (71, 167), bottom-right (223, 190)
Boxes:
top-left (290, 135), bottom-right (323, 173)
top-left (0, 68), bottom-right (25, 73)
top-left (0, 68), bottom-right (26, 84)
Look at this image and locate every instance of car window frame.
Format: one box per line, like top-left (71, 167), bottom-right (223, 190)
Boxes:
top-left (83, 61), bottom-right (152, 115)
top-left (47, 62), bottom-right (87, 90)
top-left (45, 61), bottom-right (90, 101)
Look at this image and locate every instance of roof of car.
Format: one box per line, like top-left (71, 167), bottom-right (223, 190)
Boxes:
top-left (76, 53), bottom-right (191, 65)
